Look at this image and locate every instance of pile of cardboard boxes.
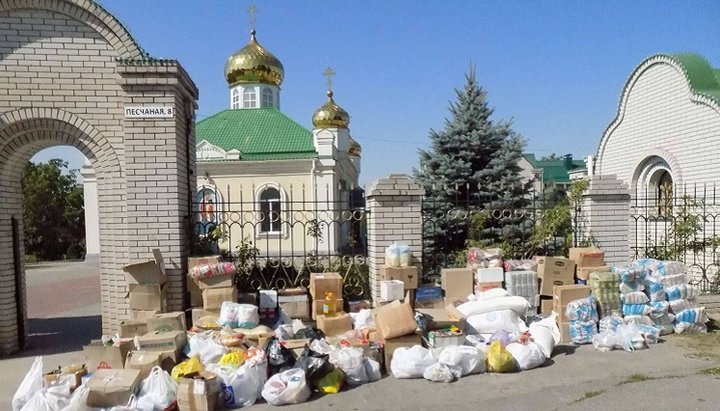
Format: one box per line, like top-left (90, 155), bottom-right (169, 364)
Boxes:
top-left (123, 249), bottom-right (167, 320)
top-left (311, 272), bottom-right (352, 336)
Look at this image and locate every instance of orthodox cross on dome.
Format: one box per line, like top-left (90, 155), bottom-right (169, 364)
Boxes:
top-left (323, 66), bottom-right (336, 92)
top-left (247, 2), bottom-right (258, 32)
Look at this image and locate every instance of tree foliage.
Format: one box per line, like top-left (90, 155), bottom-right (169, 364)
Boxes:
top-left (22, 159), bottom-right (85, 260)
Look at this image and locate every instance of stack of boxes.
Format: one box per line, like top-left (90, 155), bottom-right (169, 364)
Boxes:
top-left (537, 257), bottom-right (576, 314)
top-left (123, 249), bottom-right (167, 320)
top-left (552, 284), bottom-right (592, 343)
top-left (378, 265), bottom-right (419, 304)
top-left (187, 256), bottom-right (238, 323)
top-left (310, 272), bottom-right (352, 336)
top-left (569, 247), bottom-right (608, 285)
top-left (475, 267), bottom-right (504, 293)
top-left (277, 287), bottom-right (311, 321)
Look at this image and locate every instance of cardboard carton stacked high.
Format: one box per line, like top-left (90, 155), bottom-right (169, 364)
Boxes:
top-left (372, 292), bottom-right (423, 367)
top-left (123, 249), bottom-right (168, 320)
top-left (379, 265), bottom-right (419, 304)
top-left (570, 247), bottom-right (609, 285)
top-left (441, 268), bottom-right (473, 306)
top-left (538, 256), bottom-right (576, 314)
top-left (553, 284), bottom-right (591, 343)
top-left (188, 256), bottom-right (238, 321)
top-left (310, 272), bottom-right (351, 336)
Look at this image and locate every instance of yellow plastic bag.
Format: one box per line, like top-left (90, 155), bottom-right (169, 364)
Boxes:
top-left (171, 356), bottom-right (203, 381)
top-left (486, 341), bottom-right (517, 373)
top-left (218, 351), bottom-right (246, 368)
top-left (314, 368), bottom-right (345, 394)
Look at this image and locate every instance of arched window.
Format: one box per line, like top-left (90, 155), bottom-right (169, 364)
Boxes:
top-left (656, 170), bottom-right (673, 216)
top-left (231, 89), bottom-right (240, 109)
top-left (262, 88), bottom-right (274, 107)
top-left (259, 187), bottom-right (281, 233)
top-left (243, 88), bottom-right (257, 108)
top-left (195, 186), bottom-right (222, 236)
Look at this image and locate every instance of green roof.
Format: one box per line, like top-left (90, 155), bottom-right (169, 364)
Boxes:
top-left (664, 53), bottom-right (720, 107)
top-left (196, 108), bottom-right (317, 161)
top-left (523, 154), bottom-right (585, 184)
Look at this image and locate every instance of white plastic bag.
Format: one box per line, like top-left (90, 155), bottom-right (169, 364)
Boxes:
top-left (475, 288), bottom-right (509, 301)
top-left (188, 331), bottom-right (228, 365)
top-left (275, 324), bottom-right (294, 341)
top-left (136, 366), bottom-right (177, 411)
top-left (210, 352), bottom-right (268, 408)
top-left (528, 313), bottom-right (560, 359)
top-left (330, 347), bottom-right (368, 385)
top-left (261, 368), bottom-right (311, 406)
top-left (59, 382), bottom-right (96, 411)
top-left (390, 345), bottom-right (437, 379)
top-left (437, 345), bottom-right (486, 378)
top-left (20, 388), bottom-right (70, 411)
top-left (351, 309), bottom-right (375, 330)
top-left (465, 310), bottom-right (528, 334)
top-left (219, 301), bottom-right (241, 327)
top-left (364, 358), bottom-right (382, 382)
top-left (457, 296), bottom-right (531, 318)
top-left (237, 304), bottom-right (260, 328)
top-left (423, 363), bottom-right (454, 382)
top-left (13, 356), bottom-right (44, 411)
top-left (505, 342), bottom-right (546, 370)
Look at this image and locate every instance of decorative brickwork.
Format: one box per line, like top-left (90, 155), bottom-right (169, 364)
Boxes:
top-left (0, 0), bottom-right (197, 355)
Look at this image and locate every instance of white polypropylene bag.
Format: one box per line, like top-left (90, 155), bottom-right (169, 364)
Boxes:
top-left (330, 347), bottom-right (368, 386)
top-left (437, 345), bottom-right (486, 378)
top-left (136, 366), bottom-right (177, 411)
top-left (364, 358), bottom-right (382, 382)
top-left (423, 363), bottom-right (455, 382)
top-left (475, 288), bottom-right (509, 301)
top-left (457, 296), bottom-right (531, 318)
top-left (188, 331), bottom-right (229, 365)
top-left (528, 314), bottom-right (560, 359)
top-left (261, 368), bottom-right (311, 406)
top-left (391, 345), bottom-right (437, 379)
top-left (465, 310), bottom-right (528, 334)
top-left (237, 304), bottom-right (260, 328)
top-left (13, 356), bottom-right (44, 411)
top-left (506, 342), bottom-right (546, 370)
top-left (219, 301), bottom-right (241, 327)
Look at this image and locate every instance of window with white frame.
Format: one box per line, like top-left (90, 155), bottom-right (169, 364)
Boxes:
top-left (259, 187), bottom-right (281, 233)
top-left (243, 88), bottom-right (257, 108)
top-left (231, 89), bottom-right (240, 109)
top-left (262, 88), bottom-right (274, 107)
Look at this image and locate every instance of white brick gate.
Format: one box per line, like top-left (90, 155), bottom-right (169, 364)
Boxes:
top-left (0, 0), bottom-right (198, 355)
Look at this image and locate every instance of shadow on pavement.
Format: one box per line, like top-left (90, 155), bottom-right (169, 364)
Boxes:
top-left (9, 316), bottom-right (101, 358)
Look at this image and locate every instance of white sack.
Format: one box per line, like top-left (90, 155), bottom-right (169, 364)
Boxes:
top-left (391, 346), bottom-right (437, 379)
top-left (506, 342), bottom-right (546, 370)
top-left (457, 296), bottom-right (531, 318)
top-left (437, 345), bottom-right (486, 378)
top-left (465, 310), bottom-right (528, 334)
top-left (261, 368), bottom-right (311, 406)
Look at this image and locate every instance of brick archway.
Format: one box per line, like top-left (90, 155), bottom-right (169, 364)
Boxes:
top-left (0, 0), bottom-right (198, 354)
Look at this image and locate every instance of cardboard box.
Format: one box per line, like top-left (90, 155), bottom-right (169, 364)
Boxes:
top-left (414, 298), bottom-right (444, 309)
top-left (576, 265), bottom-right (611, 281)
top-left (124, 350), bottom-right (175, 380)
top-left (146, 311), bottom-right (186, 333)
top-left (426, 329), bottom-right (465, 349)
top-left (380, 280), bottom-right (405, 301)
top-left (188, 255), bottom-right (221, 269)
top-left (559, 322), bottom-right (571, 344)
top-left (86, 369), bottom-right (141, 408)
top-left (128, 283), bottom-right (167, 311)
top-left (540, 297), bottom-right (553, 314)
top-left (441, 268), bottom-right (474, 299)
top-left (238, 292), bottom-right (258, 305)
top-left (537, 257), bottom-right (576, 279)
top-left (312, 298), bottom-right (344, 320)
top-left (569, 247), bottom-right (605, 268)
top-left (476, 281), bottom-right (503, 293)
top-left (123, 249), bottom-right (167, 285)
top-left (131, 310), bottom-right (160, 320)
top-left (383, 333), bottom-right (422, 371)
top-left (187, 275), bottom-right (203, 308)
top-left (316, 312), bottom-right (353, 336)
top-left (43, 365), bottom-right (86, 391)
top-left (309, 272), bottom-right (343, 299)
top-left (373, 296), bottom-right (417, 339)
top-left (83, 339), bottom-right (134, 372)
top-left (202, 286), bottom-right (237, 311)
top-left (444, 296), bottom-right (468, 307)
top-left (194, 275), bottom-right (234, 290)
top-left (415, 305), bottom-right (466, 330)
top-left (476, 267), bottom-right (504, 283)
top-left (279, 298), bottom-right (311, 320)
top-left (379, 266), bottom-right (419, 289)
top-left (259, 289), bottom-right (279, 308)
top-left (553, 285), bottom-right (592, 323)
top-left (415, 285), bottom-right (443, 301)
top-left (119, 320), bottom-right (148, 338)
top-left (137, 331), bottom-right (188, 361)
top-left (191, 308), bottom-right (219, 326)
top-left (177, 371), bottom-right (221, 411)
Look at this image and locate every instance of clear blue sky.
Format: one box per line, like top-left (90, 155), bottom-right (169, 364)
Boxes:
top-left (33, 1), bottom-right (720, 185)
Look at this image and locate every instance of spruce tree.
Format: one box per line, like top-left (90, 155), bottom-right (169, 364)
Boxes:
top-left (414, 66), bottom-right (531, 265)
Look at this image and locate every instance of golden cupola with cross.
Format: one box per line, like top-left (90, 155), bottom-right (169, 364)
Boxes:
top-left (312, 67), bottom-right (351, 129)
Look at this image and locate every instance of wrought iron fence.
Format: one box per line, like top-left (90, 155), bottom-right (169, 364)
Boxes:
top-left (421, 186), bottom-right (579, 281)
top-left (631, 184), bottom-right (720, 292)
top-left (190, 184), bottom-right (369, 300)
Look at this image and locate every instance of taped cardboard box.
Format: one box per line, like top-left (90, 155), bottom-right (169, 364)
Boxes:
top-left (127, 283), bottom-right (167, 311)
top-left (83, 339), bottom-right (134, 372)
top-left (316, 312), bottom-right (353, 337)
top-left (414, 298), bottom-right (444, 309)
top-left (194, 275), bottom-right (234, 290)
top-left (475, 267), bottom-right (504, 283)
top-left (119, 319), bottom-right (148, 338)
top-left (191, 308), bottom-right (219, 326)
top-left (553, 285), bottom-right (591, 323)
top-left (559, 322), bottom-right (571, 344)
top-left (444, 296), bottom-right (468, 307)
top-left (475, 281), bottom-right (503, 293)
top-left (124, 350), bottom-right (175, 381)
top-left (86, 368), bottom-right (141, 408)
top-left (123, 249), bottom-right (167, 285)
top-left (188, 255), bottom-right (221, 269)
top-left (146, 311), bottom-right (186, 333)
top-left (309, 272), bottom-right (343, 299)
top-left (537, 257), bottom-right (576, 279)
top-left (177, 371), bottom-right (221, 411)
top-left (131, 309), bottom-right (161, 321)
top-left (312, 298), bottom-right (344, 320)
top-left (415, 305), bottom-right (466, 331)
top-left (540, 296), bottom-right (553, 314)
top-left (202, 286), bottom-right (237, 311)
top-left (569, 247), bottom-right (605, 268)
top-left (379, 266), bottom-right (419, 289)
top-left (278, 288), bottom-right (310, 320)
top-left (373, 294), bottom-right (417, 339)
top-left (441, 268), bottom-right (474, 298)
top-left (137, 330), bottom-right (188, 362)
top-left (577, 265), bottom-right (611, 281)
top-left (187, 274), bottom-right (203, 308)
top-left (43, 364), bottom-right (86, 392)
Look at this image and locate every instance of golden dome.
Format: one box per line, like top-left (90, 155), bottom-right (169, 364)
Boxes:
top-left (312, 91), bottom-right (350, 129)
top-left (348, 136), bottom-right (361, 156)
top-left (225, 30), bottom-right (284, 87)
